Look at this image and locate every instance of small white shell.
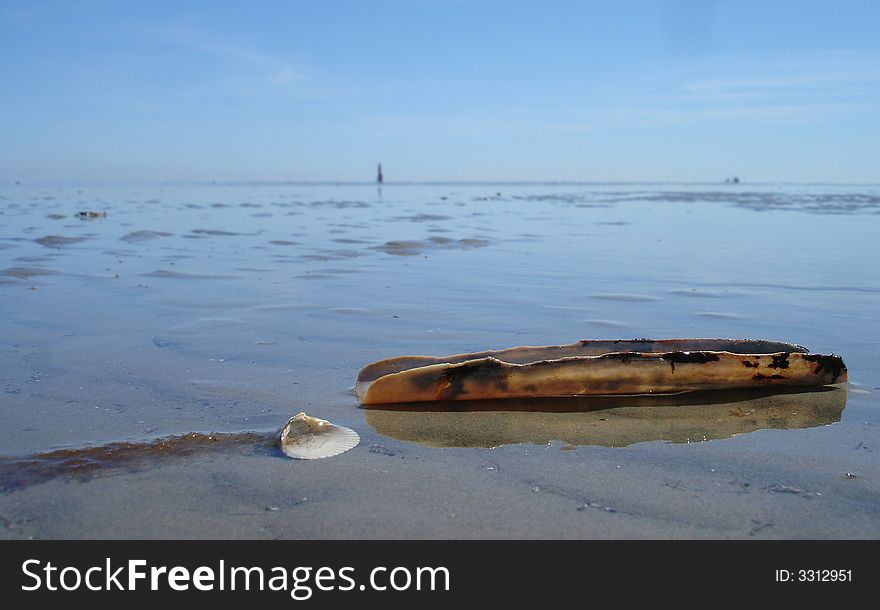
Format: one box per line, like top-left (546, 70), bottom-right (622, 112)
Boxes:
top-left (279, 412), bottom-right (360, 459)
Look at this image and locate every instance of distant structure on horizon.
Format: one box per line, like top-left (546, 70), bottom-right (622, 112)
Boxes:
top-left (724, 176), bottom-right (740, 184)
top-left (377, 163), bottom-right (384, 184)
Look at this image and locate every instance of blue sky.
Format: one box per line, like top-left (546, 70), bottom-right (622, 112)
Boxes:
top-left (2, 0), bottom-right (878, 182)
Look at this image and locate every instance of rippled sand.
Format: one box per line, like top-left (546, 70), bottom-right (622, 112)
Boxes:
top-left (1, 182), bottom-right (879, 538)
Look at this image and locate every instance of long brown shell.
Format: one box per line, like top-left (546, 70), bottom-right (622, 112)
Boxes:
top-left (356, 339), bottom-right (846, 404)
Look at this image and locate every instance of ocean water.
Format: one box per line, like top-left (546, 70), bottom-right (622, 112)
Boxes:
top-left (1, 182), bottom-right (878, 538)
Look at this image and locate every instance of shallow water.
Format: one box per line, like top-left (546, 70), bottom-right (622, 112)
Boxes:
top-left (1, 182), bottom-right (879, 538)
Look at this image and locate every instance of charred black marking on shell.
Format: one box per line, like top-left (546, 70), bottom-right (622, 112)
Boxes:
top-left (438, 359), bottom-right (508, 399)
top-left (801, 354), bottom-right (846, 383)
top-left (579, 338), bottom-right (655, 346)
top-left (661, 351), bottom-right (720, 373)
top-left (769, 353), bottom-right (790, 369)
top-left (661, 351), bottom-right (721, 364)
top-left (753, 373), bottom-right (787, 381)
top-left (409, 369), bottom-right (446, 391)
top-left (600, 351), bottom-right (645, 364)
top-left (742, 360), bottom-right (760, 368)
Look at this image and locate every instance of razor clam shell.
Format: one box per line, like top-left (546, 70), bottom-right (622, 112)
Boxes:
top-left (357, 339), bottom-right (808, 384)
top-left (279, 412), bottom-right (360, 459)
top-left (356, 340), bottom-right (845, 404)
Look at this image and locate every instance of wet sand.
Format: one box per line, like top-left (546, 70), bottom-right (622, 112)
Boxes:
top-left (1, 182), bottom-right (879, 538)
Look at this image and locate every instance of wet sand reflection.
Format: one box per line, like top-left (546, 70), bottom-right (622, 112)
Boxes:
top-left (364, 387), bottom-right (847, 449)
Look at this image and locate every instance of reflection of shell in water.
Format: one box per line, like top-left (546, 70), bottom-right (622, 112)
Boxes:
top-left (364, 387), bottom-right (846, 449)
top-left (279, 412), bottom-right (360, 459)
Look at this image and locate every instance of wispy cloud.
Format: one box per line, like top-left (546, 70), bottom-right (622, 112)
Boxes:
top-left (365, 53), bottom-right (880, 137)
top-left (683, 53), bottom-right (880, 95)
top-left (364, 52), bottom-right (880, 136)
top-left (626, 51), bottom-right (880, 125)
top-left (148, 23), bottom-right (306, 89)
top-left (270, 67), bottom-right (300, 86)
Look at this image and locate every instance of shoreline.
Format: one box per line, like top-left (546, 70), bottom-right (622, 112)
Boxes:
top-left (1, 182), bottom-right (878, 538)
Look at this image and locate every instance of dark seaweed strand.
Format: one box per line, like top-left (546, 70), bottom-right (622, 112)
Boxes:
top-left (0, 432), bottom-right (276, 493)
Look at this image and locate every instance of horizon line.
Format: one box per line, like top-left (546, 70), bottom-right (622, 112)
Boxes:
top-left (4, 179), bottom-right (880, 188)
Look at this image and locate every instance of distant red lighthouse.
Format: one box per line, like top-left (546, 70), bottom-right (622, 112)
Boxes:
top-left (377, 163), bottom-right (384, 184)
